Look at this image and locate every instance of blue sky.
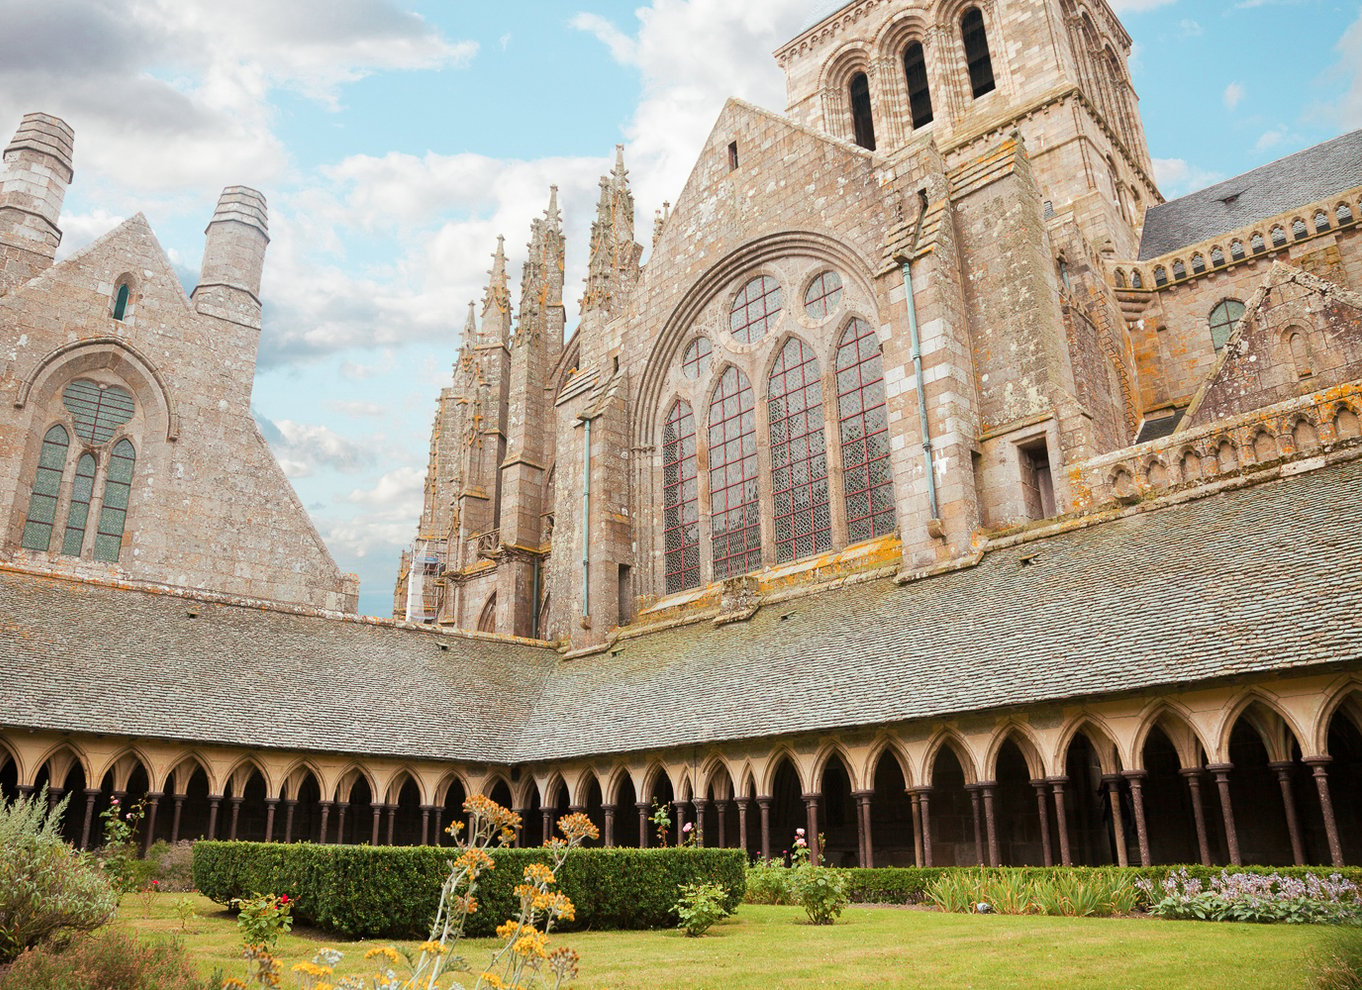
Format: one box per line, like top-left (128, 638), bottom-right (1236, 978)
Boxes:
top-left (1, 0), bottom-right (1358, 617)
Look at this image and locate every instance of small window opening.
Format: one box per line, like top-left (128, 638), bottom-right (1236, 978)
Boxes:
top-left (1153, 266), bottom-right (1168, 287)
top-left (112, 283), bottom-right (130, 321)
top-left (1272, 226), bottom-right (1287, 247)
top-left (1130, 269), bottom-right (1143, 289)
top-left (1252, 232), bottom-right (1266, 253)
top-left (1292, 218), bottom-right (1308, 240)
top-left (849, 72), bottom-right (876, 150)
top-left (1114, 269), bottom-right (1126, 288)
top-left (1231, 240), bottom-right (1245, 261)
top-left (1057, 259), bottom-right (1071, 292)
top-left (1314, 211), bottom-right (1330, 233)
top-left (1208, 298), bottom-right (1246, 352)
top-left (1211, 247), bottom-right (1225, 267)
top-left (727, 141), bottom-right (739, 171)
top-left (1337, 203), bottom-right (1355, 225)
top-left (1019, 439), bottom-right (1056, 520)
top-left (1172, 259), bottom-right (1186, 280)
top-left (1191, 254), bottom-right (1205, 274)
top-left (903, 42), bottom-right (934, 128)
top-left (617, 563), bottom-right (634, 625)
top-left (961, 8), bottom-right (996, 99)
top-left (1287, 330), bottom-right (1313, 379)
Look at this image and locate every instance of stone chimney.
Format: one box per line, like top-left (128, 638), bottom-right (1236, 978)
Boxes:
top-left (192, 185), bottom-right (269, 330)
top-left (0, 112), bottom-right (75, 294)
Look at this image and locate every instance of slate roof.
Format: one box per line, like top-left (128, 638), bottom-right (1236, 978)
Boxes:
top-left (1139, 129), bottom-right (1362, 260)
top-left (3, 458), bottom-right (1361, 766)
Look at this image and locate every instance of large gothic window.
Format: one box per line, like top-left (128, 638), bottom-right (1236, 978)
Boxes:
top-left (903, 42), bottom-right (934, 128)
top-left (708, 367), bottom-right (761, 579)
top-left (961, 8), bottom-right (996, 99)
top-left (768, 338), bottom-right (830, 563)
top-left (21, 425), bottom-right (70, 552)
top-left (62, 380), bottom-right (134, 443)
top-left (93, 439), bottom-right (135, 563)
top-left (662, 400), bottom-right (701, 593)
top-left (836, 319), bottom-right (896, 542)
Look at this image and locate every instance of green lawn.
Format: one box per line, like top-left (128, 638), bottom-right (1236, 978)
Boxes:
top-left (115, 893), bottom-right (1336, 990)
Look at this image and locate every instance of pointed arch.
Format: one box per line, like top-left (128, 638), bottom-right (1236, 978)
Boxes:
top-left (435, 770), bottom-right (471, 807)
top-left (167, 752), bottom-right (219, 796)
top-left (700, 754), bottom-right (736, 801)
top-left (1130, 701), bottom-right (1211, 770)
top-left (759, 747), bottom-right (809, 796)
top-left (924, 729), bottom-right (981, 785)
top-left (1214, 689), bottom-right (1310, 763)
top-left (983, 723), bottom-right (1045, 781)
top-left (477, 593), bottom-right (497, 633)
top-left (91, 745), bottom-right (154, 793)
top-left (225, 755), bottom-right (274, 799)
top-left (604, 764), bottom-right (639, 807)
top-left (570, 766), bottom-right (602, 808)
top-left (811, 740), bottom-right (861, 792)
top-left (861, 736), bottom-right (914, 790)
top-left (335, 764), bottom-right (378, 804)
top-left (1055, 713), bottom-right (1125, 775)
top-left (277, 757), bottom-right (325, 802)
top-left (383, 767), bottom-right (425, 806)
top-left (1311, 677), bottom-right (1362, 755)
top-left (32, 741), bottom-right (92, 791)
top-left (661, 397), bottom-right (701, 593)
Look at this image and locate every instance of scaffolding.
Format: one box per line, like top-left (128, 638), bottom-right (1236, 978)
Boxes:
top-left (404, 538), bottom-right (448, 624)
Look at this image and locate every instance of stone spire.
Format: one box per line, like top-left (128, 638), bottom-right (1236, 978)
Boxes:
top-left (580, 145), bottom-right (641, 317)
top-left (481, 235), bottom-right (512, 342)
top-left (516, 187), bottom-right (565, 348)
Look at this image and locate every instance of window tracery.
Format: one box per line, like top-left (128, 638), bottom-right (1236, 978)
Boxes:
top-left (768, 338), bottom-right (830, 563)
top-left (708, 366), bottom-right (761, 579)
top-left (803, 271), bottom-right (843, 320)
top-left (21, 425), bottom-right (69, 552)
top-left (836, 319), bottom-right (896, 542)
top-left (1208, 299), bottom-right (1246, 352)
top-left (662, 400), bottom-right (700, 593)
top-left (730, 276), bottom-right (783, 344)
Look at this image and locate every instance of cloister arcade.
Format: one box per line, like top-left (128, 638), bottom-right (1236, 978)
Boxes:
top-left (4, 669), bottom-right (1360, 868)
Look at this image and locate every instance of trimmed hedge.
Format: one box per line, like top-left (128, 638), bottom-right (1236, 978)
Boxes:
top-left (833, 865), bottom-right (1362, 906)
top-left (193, 842), bottom-right (745, 939)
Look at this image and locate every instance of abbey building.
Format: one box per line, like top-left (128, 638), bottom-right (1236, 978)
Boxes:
top-left (4, 0), bottom-right (1362, 872)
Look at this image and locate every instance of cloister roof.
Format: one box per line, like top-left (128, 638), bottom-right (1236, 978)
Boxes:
top-left (2, 456), bottom-right (1361, 767)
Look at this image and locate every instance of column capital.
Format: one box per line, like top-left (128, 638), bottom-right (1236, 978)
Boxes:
top-left (1044, 776), bottom-right (1070, 786)
top-left (801, 792), bottom-right (822, 804)
top-left (209, 794), bottom-right (225, 802)
top-left (419, 804), bottom-right (438, 813)
top-left (568, 805), bottom-right (586, 814)
top-left (84, 787), bottom-right (102, 798)
top-left (975, 779), bottom-right (999, 791)
top-left (146, 791), bottom-right (164, 801)
top-left (601, 803), bottom-right (619, 813)
top-left (851, 789), bottom-right (875, 798)
top-left (1121, 769), bottom-right (1148, 781)
top-left (1205, 762), bottom-right (1234, 775)
top-left (1100, 773), bottom-right (1123, 786)
top-left (756, 795), bottom-right (774, 806)
top-left (283, 798), bottom-right (298, 808)
top-left (317, 799), bottom-right (334, 808)
top-left (264, 797), bottom-right (279, 806)
top-left (634, 802), bottom-right (650, 811)
top-left (228, 795), bottom-right (244, 804)
top-left (1177, 766), bottom-right (1205, 779)
top-left (1303, 755), bottom-right (1334, 768)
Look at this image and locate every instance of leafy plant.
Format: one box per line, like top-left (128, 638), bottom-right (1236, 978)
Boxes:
top-left (231, 892), bottom-right (293, 949)
top-left (675, 881), bottom-right (730, 937)
top-left (743, 859), bottom-right (799, 905)
top-left (649, 799), bottom-right (672, 848)
top-left (1138, 869), bottom-right (1362, 924)
top-left (0, 787), bottom-right (118, 963)
top-left (794, 866), bottom-right (850, 925)
top-left (0, 930), bottom-right (208, 990)
top-left (97, 795), bottom-right (147, 894)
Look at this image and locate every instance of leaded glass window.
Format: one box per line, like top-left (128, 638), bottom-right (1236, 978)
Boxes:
top-left (769, 338), bottom-right (830, 563)
top-left (21, 425), bottom-right (69, 552)
top-left (662, 400), bottom-right (701, 593)
top-left (681, 338), bottom-right (712, 380)
top-left (803, 271), bottom-right (843, 320)
top-left (1208, 298), bottom-right (1246, 352)
top-left (708, 367), bottom-right (761, 578)
top-left (61, 380), bottom-right (134, 444)
top-left (61, 453), bottom-right (97, 557)
top-left (93, 439), bottom-right (134, 563)
top-left (836, 319), bottom-right (896, 542)
top-left (112, 283), bottom-right (130, 321)
top-left (961, 7), bottom-right (996, 99)
top-left (730, 276), bottom-right (782, 344)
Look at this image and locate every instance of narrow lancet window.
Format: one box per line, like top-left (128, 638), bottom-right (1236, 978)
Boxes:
top-left (961, 8), bottom-right (996, 99)
top-left (837, 319), bottom-right (896, 542)
top-left (61, 453), bottom-right (97, 556)
top-left (93, 439), bottom-right (134, 563)
top-left (849, 72), bottom-right (876, 150)
top-left (21, 425), bottom-right (70, 552)
top-left (904, 42), bottom-right (934, 128)
top-left (662, 400), bottom-right (701, 593)
top-left (112, 283), bottom-right (130, 321)
top-left (769, 338), bottom-right (830, 563)
top-left (708, 367), bottom-right (761, 579)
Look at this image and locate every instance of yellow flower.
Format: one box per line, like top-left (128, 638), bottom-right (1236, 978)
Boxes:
top-left (418, 940), bottom-right (448, 956)
top-left (455, 848), bottom-right (495, 872)
top-left (363, 946), bottom-right (401, 963)
top-left (513, 930), bottom-right (548, 959)
top-left (221, 980), bottom-right (248, 990)
top-left (481, 973), bottom-right (506, 989)
top-left (496, 920), bottom-right (520, 939)
top-left (522, 863), bottom-right (555, 885)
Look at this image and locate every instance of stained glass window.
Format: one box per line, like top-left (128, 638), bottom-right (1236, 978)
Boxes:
top-left (61, 380), bottom-right (134, 444)
top-left (708, 367), bottom-right (761, 578)
top-left (662, 400), bottom-right (701, 593)
top-left (681, 338), bottom-right (712, 380)
top-left (21, 425), bottom-right (69, 552)
top-left (836, 319), bottom-right (896, 542)
top-left (93, 439), bottom-right (135, 563)
top-left (730, 276), bottom-right (782, 344)
top-left (769, 338), bottom-right (830, 563)
top-left (803, 271), bottom-right (843, 320)
top-left (61, 453), bottom-right (97, 557)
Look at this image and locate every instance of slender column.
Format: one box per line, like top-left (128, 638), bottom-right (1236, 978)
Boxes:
top-left (370, 805), bottom-right (382, 847)
top-left (1306, 757), bottom-right (1345, 867)
top-left (337, 804), bottom-right (349, 844)
top-left (1049, 778), bottom-right (1072, 866)
top-left (803, 793), bottom-right (821, 865)
top-left (716, 800), bottom-right (729, 849)
top-left (909, 791), bottom-right (924, 867)
top-left (318, 801), bottom-right (332, 845)
top-left (419, 805), bottom-right (434, 846)
top-left (980, 783), bottom-right (999, 866)
top-left (80, 789), bottom-right (100, 850)
top-left (963, 785), bottom-right (982, 864)
top-left (513, 807), bottom-right (530, 848)
top-left (853, 790), bottom-right (874, 868)
top-left (17, 784), bottom-right (34, 798)
top-left (143, 793), bottom-right (162, 852)
top-left (1102, 775), bottom-right (1128, 867)
top-left (283, 800), bottom-right (297, 844)
top-left (1268, 761), bottom-right (1305, 866)
top-left (915, 788), bottom-right (934, 867)
top-left (1180, 769), bottom-right (1212, 866)
top-left (602, 805), bottom-right (617, 847)
top-left (1207, 763), bottom-right (1241, 866)
top-left (228, 796), bottom-right (243, 841)
top-left (737, 799), bottom-right (750, 854)
top-left (542, 809), bottom-right (554, 842)
top-left (693, 799), bottom-right (709, 846)
top-left (171, 796), bottom-right (186, 845)
top-left (384, 804), bottom-right (396, 845)
top-left (207, 796), bottom-right (222, 841)
top-left (757, 797), bottom-right (773, 861)
top-left (636, 802), bottom-right (650, 849)
top-left (1031, 780), bottom-right (1053, 866)
top-left (1123, 772), bottom-right (1151, 867)
top-left (48, 786), bottom-right (65, 814)
top-left (264, 798), bottom-right (277, 844)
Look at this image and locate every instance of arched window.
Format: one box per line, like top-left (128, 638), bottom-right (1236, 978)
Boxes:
top-left (1286, 329), bottom-right (1312, 379)
top-left (1130, 269), bottom-right (1143, 289)
top-left (768, 338), bottom-right (830, 563)
top-left (903, 42), bottom-right (934, 128)
top-left (681, 338), bottom-right (711, 380)
top-left (21, 425), bottom-right (69, 552)
top-left (730, 276), bottom-right (783, 344)
top-left (1211, 247), bottom-right (1225, 267)
top-left (1271, 225), bottom-right (1287, 247)
top-left (849, 72), bottom-right (876, 151)
top-left (1208, 299), bottom-right (1245, 352)
top-left (1251, 232), bottom-right (1266, 253)
top-left (1191, 253), bottom-right (1205, 274)
top-left (1172, 259), bottom-right (1186, 280)
top-left (93, 439), bottom-right (135, 563)
top-left (803, 271), bottom-right (843, 320)
top-left (62, 380), bottom-right (134, 443)
top-left (1314, 211), bottom-right (1330, 233)
top-left (477, 594), bottom-right (497, 633)
top-left (836, 319), bottom-right (896, 542)
top-left (961, 8), bottom-right (996, 99)
top-left (1153, 266), bottom-right (1167, 287)
top-left (662, 400), bottom-right (701, 593)
top-left (1292, 217), bottom-right (1308, 240)
top-left (1338, 203), bottom-right (1355, 225)
top-left (61, 453), bottom-right (97, 556)
top-left (708, 367), bottom-right (761, 579)
top-left (1113, 269), bottom-right (1126, 288)
top-left (112, 283), bottom-right (130, 321)
top-left (1231, 240), bottom-right (1245, 261)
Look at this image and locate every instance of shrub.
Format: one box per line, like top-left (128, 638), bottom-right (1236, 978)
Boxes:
top-left (675, 881), bottom-right (731, 936)
top-left (0, 930), bottom-right (207, 990)
top-left (232, 892), bottom-right (294, 948)
top-left (146, 840), bottom-right (197, 892)
top-left (1140, 869), bottom-right (1362, 924)
top-left (795, 865), bottom-right (850, 925)
top-left (193, 841), bottom-right (746, 939)
top-left (0, 788), bottom-right (118, 963)
top-left (744, 858), bottom-right (799, 905)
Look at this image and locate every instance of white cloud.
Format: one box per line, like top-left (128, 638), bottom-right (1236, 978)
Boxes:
top-left (1153, 158), bottom-right (1224, 198)
top-left (340, 465), bottom-right (424, 508)
top-left (255, 413), bottom-right (374, 477)
top-left (1223, 82), bottom-right (1245, 111)
top-left (1255, 126), bottom-right (1287, 151)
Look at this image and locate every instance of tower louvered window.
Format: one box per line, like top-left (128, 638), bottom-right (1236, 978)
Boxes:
top-left (769, 338), bottom-right (830, 563)
top-left (708, 366), bottom-right (761, 579)
top-left (21, 425), bottom-right (70, 552)
top-left (961, 8), bottom-right (996, 99)
top-left (61, 453), bottom-right (97, 556)
top-left (662, 400), bottom-right (701, 593)
top-left (849, 72), bottom-right (876, 151)
top-left (93, 439), bottom-right (135, 563)
top-left (836, 319), bottom-right (896, 542)
top-left (903, 42), bottom-right (934, 128)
